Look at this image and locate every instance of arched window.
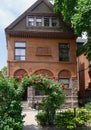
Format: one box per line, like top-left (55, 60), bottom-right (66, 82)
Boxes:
top-left (58, 70), bottom-right (71, 88)
top-left (14, 69), bottom-right (26, 77)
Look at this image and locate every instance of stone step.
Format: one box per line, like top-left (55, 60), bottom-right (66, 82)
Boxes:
top-left (21, 101), bottom-right (30, 110)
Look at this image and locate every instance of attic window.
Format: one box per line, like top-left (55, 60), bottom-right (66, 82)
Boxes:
top-left (27, 16), bottom-right (59, 27)
top-left (28, 17), bottom-right (34, 26)
top-left (52, 17), bottom-right (58, 27)
top-left (36, 17), bottom-right (42, 26)
top-left (44, 17), bottom-right (49, 26)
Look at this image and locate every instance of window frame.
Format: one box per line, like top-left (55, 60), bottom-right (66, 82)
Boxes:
top-left (51, 17), bottom-right (59, 27)
top-left (27, 16), bottom-right (60, 27)
top-left (59, 78), bottom-right (70, 88)
top-left (59, 43), bottom-right (70, 62)
top-left (27, 17), bottom-right (35, 26)
top-left (44, 17), bottom-right (50, 27)
top-left (36, 17), bottom-right (42, 27)
top-left (14, 42), bottom-right (26, 61)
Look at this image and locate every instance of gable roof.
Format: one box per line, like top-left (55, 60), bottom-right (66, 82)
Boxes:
top-left (5, 0), bottom-right (76, 39)
top-left (5, 0), bottom-right (53, 31)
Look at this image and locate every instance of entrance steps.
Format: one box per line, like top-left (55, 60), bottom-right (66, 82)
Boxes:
top-left (21, 101), bottom-right (31, 110)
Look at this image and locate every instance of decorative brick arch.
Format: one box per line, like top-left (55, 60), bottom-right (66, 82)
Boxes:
top-left (14, 69), bottom-right (27, 77)
top-left (34, 69), bottom-right (53, 77)
top-left (58, 70), bottom-right (71, 78)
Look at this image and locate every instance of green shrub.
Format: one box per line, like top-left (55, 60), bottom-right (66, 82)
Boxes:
top-left (54, 108), bottom-right (91, 130)
top-left (0, 77), bottom-right (24, 130)
top-left (85, 102), bottom-right (91, 111)
top-left (36, 111), bottom-right (47, 126)
top-left (55, 109), bottom-right (75, 130)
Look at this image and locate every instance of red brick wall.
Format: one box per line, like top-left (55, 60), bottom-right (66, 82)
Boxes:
top-left (78, 54), bottom-right (90, 96)
top-left (7, 36), bottom-right (77, 79)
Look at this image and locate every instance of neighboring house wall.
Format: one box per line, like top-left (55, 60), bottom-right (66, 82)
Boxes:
top-left (78, 54), bottom-right (91, 106)
top-left (78, 54), bottom-right (89, 95)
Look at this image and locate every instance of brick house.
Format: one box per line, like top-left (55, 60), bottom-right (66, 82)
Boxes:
top-left (5, 0), bottom-right (78, 108)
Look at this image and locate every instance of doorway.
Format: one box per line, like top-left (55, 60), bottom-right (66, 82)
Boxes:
top-left (22, 88), bottom-right (27, 101)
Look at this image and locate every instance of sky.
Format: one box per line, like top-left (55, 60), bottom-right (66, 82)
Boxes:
top-left (0, 0), bottom-right (37, 70)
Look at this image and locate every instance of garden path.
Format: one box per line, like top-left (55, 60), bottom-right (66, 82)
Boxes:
top-left (22, 108), bottom-right (42, 130)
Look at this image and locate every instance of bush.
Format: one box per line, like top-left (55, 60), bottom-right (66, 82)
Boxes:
top-left (36, 111), bottom-right (47, 126)
top-left (85, 102), bottom-right (91, 111)
top-left (54, 108), bottom-right (91, 130)
top-left (0, 77), bottom-right (24, 130)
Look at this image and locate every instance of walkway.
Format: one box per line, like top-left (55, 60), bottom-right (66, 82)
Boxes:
top-left (22, 109), bottom-right (42, 130)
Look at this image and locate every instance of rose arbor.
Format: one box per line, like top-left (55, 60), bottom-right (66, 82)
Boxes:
top-left (20, 73), bottom-right (65, 125)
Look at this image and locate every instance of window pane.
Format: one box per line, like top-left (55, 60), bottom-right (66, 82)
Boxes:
top-left (36, 18), bottom-right (42, 26)
top-left (28, 18), bottom-right (34, 22)
top-left (52, 17), bottom-right (58, 27)
top-left (35, 90), bottom-right (45, 96)
top-left (28, 17), bottom-right (34, 26)
top-left (44, 17), bottom-right (49, 26)
top-left (15, 56), bottom-right (25, 60)
top-left (59, 43), bottom-right (70, 61)
top-left (15, 42), bottom-right (26, 47)
top-left (14, 42), bottom-right (26, 61)
top-left (59, 78), bottom-right (69, 88)
top-left (15, 49), bottom-right (25, 55)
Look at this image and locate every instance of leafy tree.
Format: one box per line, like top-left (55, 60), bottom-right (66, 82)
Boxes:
top-left (53, 0), bottom-right (91, 60)
top-left (1, 66), bottom-right (7, 78)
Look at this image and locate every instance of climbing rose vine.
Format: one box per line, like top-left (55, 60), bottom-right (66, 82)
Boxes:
top-left (19, 73), bottom-right (66, 125)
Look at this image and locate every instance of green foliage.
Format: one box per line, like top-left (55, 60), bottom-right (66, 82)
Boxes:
top-left (54, 0), bottom-right (91, 60)
top-left (55, 109), bottom-right (75, 130)
top-left (54, 0), bottom-right (91, 35)
top-left (1, 66), bottom-right (7, 78)
top-left (72, 0), bottom-right (91, 36)
top-left (36, 111), bottom-right (47, 126)
top-left (54, 0), bottom-right (77, 25)
top-left (21, 73), bottom-right (65, 125)
top-left (54, 108), bottom-right (91, 130)
top-left (0, 77), bottom-right (24, 130)
top-left (85, 102), bottom-right (91, 111)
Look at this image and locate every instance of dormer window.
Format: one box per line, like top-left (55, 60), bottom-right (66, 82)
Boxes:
top-left (27, 16), bottom-right (59, 27)
top-left (28, 17), bottom-right (34, 26)
top-left (44, 17), bottom-right (49, 26)
top-left (52, 17), bottom-right (58, 27)
top-left (36, 17), bottom-right (42, 27)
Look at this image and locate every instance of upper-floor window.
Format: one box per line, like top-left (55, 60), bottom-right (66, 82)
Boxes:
top-left (44, 17), bottom-right (49, 26)
top-left (59, 43), bottom-right (70, 61)
top-left (14, 42), bottom-right (26, 61)
top-left (28, 17), bottom-right (34, 26)
top-left (52, 17), bottom-right (58, 27)
top-left (27, 16), bottom-right (59, 27)
top-left (36, 17), bottom-right (42, 26)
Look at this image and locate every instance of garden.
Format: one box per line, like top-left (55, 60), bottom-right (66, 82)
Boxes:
top-left (0, 73), bottom-right (91, 130)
